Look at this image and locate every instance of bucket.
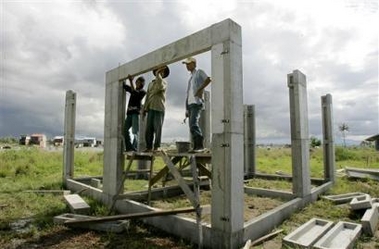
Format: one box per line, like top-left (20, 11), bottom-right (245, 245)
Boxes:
top-left (176, 141), bottom-right (191, 153)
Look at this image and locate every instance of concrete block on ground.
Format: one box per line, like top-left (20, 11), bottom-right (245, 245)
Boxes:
top-left (54, 213), bottom-right (129, 233)
top-left (90, 178), bottom-right (102, 189)
top-left (64, 194), bottom-right (91, 214)
top-left (322, 192), bottom-right (365, 205)
top-left (313, 221), bottom-right (362, 249)
top-left (282, 218), bottom-right (333, 248)
top-left (361, 203), bottom-right (379, 236)
top-left (350, 194), bottom-right (372, 210)
top-left (371, 198), bottom-right (379, 205)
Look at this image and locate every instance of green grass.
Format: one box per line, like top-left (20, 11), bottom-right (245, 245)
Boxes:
top-left (1, 145), bottom-right (379, 248)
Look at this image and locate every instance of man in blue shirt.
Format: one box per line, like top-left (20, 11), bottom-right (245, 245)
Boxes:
top-left (182, 57), bottom-right (211, 153)
top-left (123, 75), bottom-right (146, 152)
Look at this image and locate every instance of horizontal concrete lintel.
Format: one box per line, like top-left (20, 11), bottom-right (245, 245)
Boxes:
top-left (106, 18), bottom-right (241, 82)
top-left (244, 187), bottom-right (294, 200)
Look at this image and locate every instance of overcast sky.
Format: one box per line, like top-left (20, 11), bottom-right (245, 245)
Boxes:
top-left (1, 0), bottom-right (378, 145)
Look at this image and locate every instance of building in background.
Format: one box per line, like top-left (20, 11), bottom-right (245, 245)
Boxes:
top-left (53, 136), bottom-right (64, 146)
top-left (365, 134), bottom-right (379, 151)
top-left (30, 134), bottom-right (47, 148)
top-left (19, 135), bottom-right (31, 145)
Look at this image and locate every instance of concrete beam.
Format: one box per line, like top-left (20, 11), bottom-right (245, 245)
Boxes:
top-left (106, 19), bottom-right (241, 82)
top-left (313, 221), bottom-right (362, 249)
top-left (350, 194), bottom-right (372, 210)
top-left (63, 90), bottom-right (76, 182)
top-left (103, 80), bottom-right (126, 201)
top-left (321, 94), bottom-right (335, 183)
top-left (361, 203), bottom-right (379, 236)
top-left (321, 192), bottom-right (366, 205)
top-left (210, 29), bottom-right (244, 247)
top-left (287, 70), bottom-right (311, 197)
top-left (283, 218), bottom-right (333, 248)
top-left (64, 194), bottom-right (91, 215)
top-left (244, 187), bottom-right (294, 201)
top-left (244, 105), bottom-right (256, 177)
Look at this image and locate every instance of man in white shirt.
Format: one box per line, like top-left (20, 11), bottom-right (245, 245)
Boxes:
top-left (182, 57), bottom-right (211, 153)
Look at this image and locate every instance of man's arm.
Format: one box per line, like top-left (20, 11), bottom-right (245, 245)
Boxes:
top-left (195, 77), bottom-right (211, 97)
top-left (127, 74), bottom-right (135, 91)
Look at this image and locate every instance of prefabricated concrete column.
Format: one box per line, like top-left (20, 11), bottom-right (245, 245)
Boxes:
top-left (244, 105), bottom-right (256, 177)
top-left (103, 75), bottom-right (126, 202)
top-left (210, 22), bottom-right (244, 248)
top-left (63, 90), bottom-right (76, 183)
top-left (199, 91), bottom-right (211, 148)
top-left (321, 94), bottom-right (335, 183)
top-left (287, 70), bottom-right (311, 197)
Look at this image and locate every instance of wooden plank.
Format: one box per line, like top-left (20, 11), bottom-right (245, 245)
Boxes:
top-left (147, 156), bottom-right (155, 205)
top-left (197, 163), bottom-right (212, 179)
top-left (108, 153), bottom-right (136, 214)
top-left (160, 152), bottom-right (199, 208)
top-left (64, 207), bottom-right (196, 225)
top-left (251, 229), bottom-right (283, 246)
top-left (150, 166), bottom-right (169, 186)
top-left (190, 156), bottom-right (203, 248)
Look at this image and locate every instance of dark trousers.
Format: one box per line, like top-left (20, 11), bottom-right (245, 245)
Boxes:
top-left (188, 104), bottom-right (203, 141)
top-left (145, 110), bottom-right (164, 150)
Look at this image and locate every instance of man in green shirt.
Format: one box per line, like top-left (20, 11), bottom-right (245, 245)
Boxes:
top-left (143, 65), bottom-right (170, 152)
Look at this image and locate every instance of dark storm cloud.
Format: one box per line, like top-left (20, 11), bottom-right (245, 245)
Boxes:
top-left (1, 0), bottom-right (377, 144)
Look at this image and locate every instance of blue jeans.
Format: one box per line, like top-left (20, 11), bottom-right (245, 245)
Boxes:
top-left (188, 104), bottom-right (203, 140)
top-left (124, 113), bottom-right (139, 150)
top-left (145, 110), bottom-right (165, 150)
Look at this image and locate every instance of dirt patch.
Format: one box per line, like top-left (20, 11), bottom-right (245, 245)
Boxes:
top-left (0, 222), bottom-right (193, 249)
top-left (151, 190), bottom-right (285, 223)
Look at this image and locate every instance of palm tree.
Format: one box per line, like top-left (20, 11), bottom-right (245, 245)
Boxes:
top-left (339, 123), bottom-right (349, 147)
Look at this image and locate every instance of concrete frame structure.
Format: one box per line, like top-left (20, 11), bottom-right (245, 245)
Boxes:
top-left (63, 19), bottom-right (335, 248)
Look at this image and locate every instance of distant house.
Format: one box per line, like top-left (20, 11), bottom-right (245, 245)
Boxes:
top-left (53, 136), bottom-right (64, 146)
top-left (30, 134), bottom-right (47, 148)
top-left (19, 135), bottom-right (31, 145)
top-left (83, 137), bottom-right (97, 147)
top-left (365, 134), bottom-right (379, 151)
top-left (74, 136), bottom-right (98, 148)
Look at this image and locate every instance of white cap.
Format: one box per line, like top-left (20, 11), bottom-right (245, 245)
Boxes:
top-left (182, 57), bottom-right (196, 64)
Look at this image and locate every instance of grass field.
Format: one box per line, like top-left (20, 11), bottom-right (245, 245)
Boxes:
top-left (0, 144), bottom-right (378, 248)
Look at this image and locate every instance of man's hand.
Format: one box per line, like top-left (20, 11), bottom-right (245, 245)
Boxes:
top-left (127, 74), bottom-right (134, 82)
top-left (195, 89), bottom-right (204, 98)
top-left (142, 110), bottom-right (147, 119)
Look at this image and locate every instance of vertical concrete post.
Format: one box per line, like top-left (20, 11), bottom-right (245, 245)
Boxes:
top-left (211, 22), bottom-right (244, 248)
top-left (199, 91), bottom-right (211, 148)
top-left (63, 90), bottom-right (76, 184)
top-left (103, 71), bottom-right (126, 203)
top-left (244, 105), bottom-right (256, 177)
top-left (321, 94), bottom-right (335, 183)
top-left (287, 70), bottom-right (311, 197)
